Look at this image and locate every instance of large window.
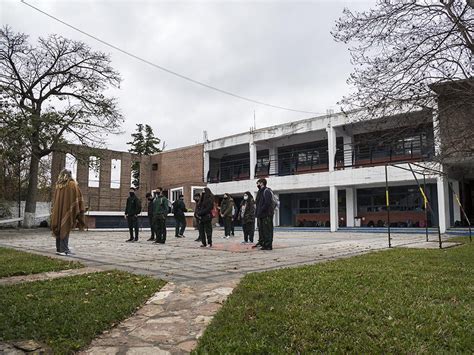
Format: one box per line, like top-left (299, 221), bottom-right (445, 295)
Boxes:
top-left (357, 186), bottom-right (425, 213)
top-left (88, 156), bottom-right (100, 188)
top-left (298, 191), bottom-right (330, 214)
top-left (170, 187), bottom-right (183, 202)
top-left (191, 186), bottom-right (205, 201)
top-left (278, 141), bottom-right (329, 175)
top-left (110, 159), bottom-right (121, 189)
top-left (65, 154), bottom-right (77, 180)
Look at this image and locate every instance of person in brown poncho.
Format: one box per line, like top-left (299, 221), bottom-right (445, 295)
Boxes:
top-left (51, 169), bottom-right (86, 256)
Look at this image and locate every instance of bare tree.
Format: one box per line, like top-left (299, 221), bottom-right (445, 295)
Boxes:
top-left (332, 0), bottom-right (474, 161)
top-left (0, 26), bottom-right (123, 226)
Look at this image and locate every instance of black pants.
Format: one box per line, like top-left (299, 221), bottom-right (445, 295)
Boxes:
top-left (153, 215), bottom-right (167, 243)
top-left (223, 216), bottom-right (232, 236)
top-left (56, 234), bottom-right (70, 253)
top-left (175, 215), bottom-right (186, 236)
top-left (199, 219), bottom-right (213, 246)
top-left (148, 216), bottom-right (155, 239)
top-left (242, 221), bottom-right (255, 243)
top-left (127, 215), bottom-right (139, 240)
top-left (258, 216), bottom-right (273, 248)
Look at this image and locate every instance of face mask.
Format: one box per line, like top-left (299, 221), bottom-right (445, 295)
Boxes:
top-left (257, 184), bottom-right (261, 189)
top-left (243, 195), bottom-right (248, 200)
top-left (224, 196), bottom-right (228, 199)
top-left (129, 192), bottom-right (135, 197)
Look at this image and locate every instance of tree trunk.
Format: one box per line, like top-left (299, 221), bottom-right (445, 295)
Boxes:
top-left (23, 152), bottom-right (40, 227)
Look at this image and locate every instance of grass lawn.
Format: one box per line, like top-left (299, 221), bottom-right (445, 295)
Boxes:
top-left (0, 247), bottom-right (83, 278)
top-left (0, 271), bottom-right (165, 353)
top-left (195, 241), bottom-right (474, 354)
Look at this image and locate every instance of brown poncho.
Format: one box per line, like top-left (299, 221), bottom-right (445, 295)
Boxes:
top-left (51, 180), bottom-right (86, 239)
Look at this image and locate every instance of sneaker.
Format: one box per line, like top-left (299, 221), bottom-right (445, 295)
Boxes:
top-left (208, 244), bottom-right (212, 248)
top-left (224, 236), bottom-right (230, 239)
top-left (65, 250), bottom-right (75, 255)
top-left (125, 238), bottom-right (134, 242)
top-left (147, 237), bottom-right (155, 241)
top-left (194, 238), bottom-right (201, 242)
top-left (200, 244), bottom-right (207, 248)
top-left (251, 243), bottom-right (261, 248)
top-left (56, 252), bottom-right (68, 256)
top-left (134, 238), bottom-right (138, 242)
top-left (241, 241), bottom-right (247, 244)
top-left (261, 246), bottom-right (273, 250)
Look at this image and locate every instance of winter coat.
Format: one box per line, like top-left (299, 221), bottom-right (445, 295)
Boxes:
top-left (173, 199), bottom-right (186, 217)
top-left (51, 180), bottom-right (85, 239)
top-left (125, 194), bottom-right (142, 216)
top-left (197, 192), bottom-right (214, 222)
top-left (220, 197), bottom-right (234, 218)
top-left (240, 198), bottom-right (255, 224)
top-left (255, 186), bottom-right (273, 218)
top-left (153, 195), bottom-right (169, 216)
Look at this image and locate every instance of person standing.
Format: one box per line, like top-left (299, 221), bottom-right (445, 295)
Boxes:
top-left (146, 192), bottom-right (155, 241)
top-left (197, 187), bottom-right (214, 247)
top-left (153, 187), bottom-right (169, 244)
top-left (220, 193), bottom-right (234, 239)
top-left (193, 193), bottom-right (203, 242)
top-left (51, 169), bottom-right (86, 256)
top-left (239, 191), bottom-right (256, 244)
top-left (254, 178), bottom-right (274, 250)
top-left (125, 187), bottom-right (142, 242)
top-left (173, 194), bottom-right (187, 238)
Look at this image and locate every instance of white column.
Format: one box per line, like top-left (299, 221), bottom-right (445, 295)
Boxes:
top-left (343, 134), bottom-right (353, 168)
top-left (451, 180), bottom-right (461, 223)
top-left (203, 151), bottom-right (210, 183)
top-left (249, 140), bottom-right (257, 180)
top-left (346, 187), bottom-right (356, 227)
top-left (329, 185), bottom-right (338, 232)
top-left (273, 192), bottom-right (280, 226)
top-left (326, 126), bottom-right (336, 171)
top-left (269, 146), bottom-right (278, 176)
top-left (437, 175), bottom-right (450, 233)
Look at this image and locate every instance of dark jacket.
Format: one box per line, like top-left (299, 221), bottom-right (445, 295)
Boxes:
top-left (153, 195), bottom-right (169, 216)
top-left (125, 195), bottom-right (142, 216)
top-left (220, 197), bottom-right (234, 218)
top-left (255, 187), bottom-right (273, 218)
top-left (197, 190), bottom-right (214, 222)
top-left (173, 199), bottom-right (186, 217)
top-left (147, 198), bottom-right (154, 217)
top-left (240, 194), bottom-right (255, 224)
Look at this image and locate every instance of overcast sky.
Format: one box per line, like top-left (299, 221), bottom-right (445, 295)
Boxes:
top-left (2, 0), bottom-right (375, 152)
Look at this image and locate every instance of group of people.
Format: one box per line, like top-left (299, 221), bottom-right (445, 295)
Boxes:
top-left (50, 167), bottom-right (276, 255)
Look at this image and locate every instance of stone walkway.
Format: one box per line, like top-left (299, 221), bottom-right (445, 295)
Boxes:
top-left (0, 228), bottom-right (459, 354)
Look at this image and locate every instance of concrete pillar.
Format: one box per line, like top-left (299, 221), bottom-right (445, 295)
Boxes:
top-left (249, 140), bottom-right (257, 180)
top-left (326, 126), bottom-right (336, 171)
top-left (203, 151), bottom-right (210, 183)
top-left (343, 134), bottom-right (353, 168)
top-left (346, 187), bottom-right (356, 227)
top-left (329, 185), bottom-right (338, 232)
top-left (437, 175), bottom-right (450, 233)
top-left (269, 146), bottom-right (278, 176)
top-left (451, 180), bottom-right (461, 223)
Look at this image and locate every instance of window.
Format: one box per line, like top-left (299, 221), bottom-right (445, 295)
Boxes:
top-left (65, 154), bottom-right (77, 180)
top-left (191, 186), bottom-right (205, 202)
top-left (110, 159), bottom-right (121, 189)
top-left (130, 161), bottom-right (140, 189)
top-left (170, 187), bottom-right (184, 203)
top-left (88, 156), bottom-right (100, 188)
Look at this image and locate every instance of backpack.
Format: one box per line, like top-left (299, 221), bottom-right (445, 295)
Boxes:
top-left (266, 188), bottom-right (279, 212)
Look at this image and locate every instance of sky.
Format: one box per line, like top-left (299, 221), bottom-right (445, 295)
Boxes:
top-left (2, 0), bottom-right (376, 152)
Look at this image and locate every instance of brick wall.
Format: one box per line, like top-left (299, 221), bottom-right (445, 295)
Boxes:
top-left (150, 144), bottom-right (204, 208)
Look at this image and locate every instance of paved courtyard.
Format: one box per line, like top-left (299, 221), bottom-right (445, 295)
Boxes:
top-left (0, 228), bottom-right (457, 354)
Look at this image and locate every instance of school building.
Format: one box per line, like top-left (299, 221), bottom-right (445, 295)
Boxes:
top-left (52, 80), bottom-right (473, 232)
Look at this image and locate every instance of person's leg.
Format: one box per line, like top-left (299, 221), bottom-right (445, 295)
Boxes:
top-left (242, 223), bottom-right (248, 242)
top-left (127, 216), bottom-right (134, 241)
top-left (59, 234), bottom-right (69, 253)
top-left (56, 236), bottom-right (60, 252)
top-left (199, 221), bottom-right (206, 246)
top-left (262, 216), bottom-right (273, 249)
top-left (249, 221), bottom-right (255, 243)
top-left (154, 216), bottom-right (162, 243)
top-left (162, 216), bottom-right (167, 243)
top-left (133, 216), bottom-right (139, 241)
top-left (225, 217), bottom-right (232, 236)
top-left (205, 220), bottom-right (213, 246)
top-left (231, 219), bottom-right (235, 236)
top-left (195, 218), bottom-right (202, 241)
top-left (180, 216), bottom-right (187, 236)
top-left (257, 218), bottom-right (264, 245)
top-left (148, 217), bottom-right (155, 240)
top-left (175, 217), bottom-right (180, 237)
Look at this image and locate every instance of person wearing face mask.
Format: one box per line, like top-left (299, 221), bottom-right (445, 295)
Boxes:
top-left (197, 187), bottom-right (215, 247)
top-left (254, 178), bottom-right (274, 250)
top-left (125, 187), bottom-right (142, 242)
top-left (145, 192), bottom-right (155, 241)
top-left (220, 193), bottom-right (234, 239)
top-left (193, 193), bottom-right (203, 242)
top-left (172, 194), bottom-right (187, 238)
top-left (239, 191), bottom-right (255, 244)
top-left (153, 187), bottom-right (169, 244)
